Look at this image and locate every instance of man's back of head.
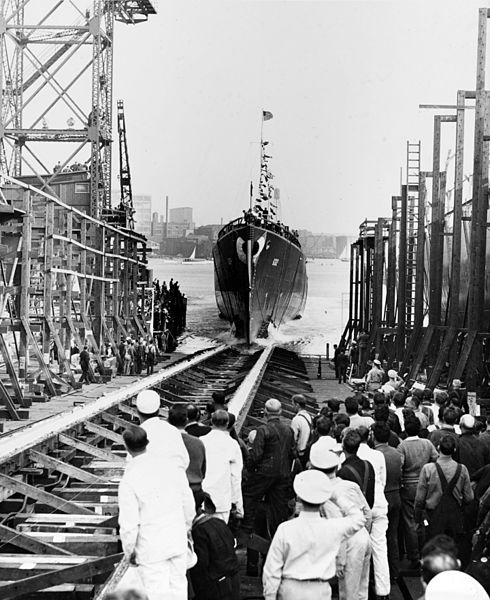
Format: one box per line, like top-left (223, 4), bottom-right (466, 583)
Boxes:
top-left (265, 398), bottom-right (282, 416)
top-left (292, 394), bottom-right (306, 409)
top-left (343, 429), bottom-right (361, 455)
top-left (211, 409), bottom-right (229, 430)
top-left (168, 405), bottom-right (188, 430)
top-left (439, 435), bottom-right (456, 456)
top-left (421, 551), bottom-right (459, 588)
top-left (344, 397), bottom-right (359, 416)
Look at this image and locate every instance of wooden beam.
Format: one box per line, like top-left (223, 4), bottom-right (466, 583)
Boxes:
top-left (0, 472), bottom-right (94, 515)
top-left (0, 522), bottom-right (73, 555)
top-left (0, 552), bottom-right (123, 600)
top-left (58, 433), bottom-right (125, 463)
top-left (20, 316), bottom-right (57, 396)
top-left (45, 316), bottom-right (76, 386)
top-left (0, 333), bottom-right (23, 404)
top-left (83, 421), bottom-right (123, 445)
top-left (0, 379), bottom-right (20, 420)
top-left (29, 450), bottom-right (106, 485)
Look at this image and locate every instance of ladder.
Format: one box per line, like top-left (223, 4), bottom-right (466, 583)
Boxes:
top-left (405, 141), bottom-right (421, 331)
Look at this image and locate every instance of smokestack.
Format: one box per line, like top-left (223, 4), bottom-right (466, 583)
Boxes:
top-left (165, 195), bottom-right (169, 238)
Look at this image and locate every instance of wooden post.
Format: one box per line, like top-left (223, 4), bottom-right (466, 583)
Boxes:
top-left (468, 9), bottom-right (489, 334)
top-left (448, 90), bottom-right (466, 328)
top-left (372, 218), bottom-right (385, 336)
top-left (429, 117), bottom-right (442, 327)
top-left (386, 197), bottom-right (399, 327)
top-left (43, 200), bottom-right (54, 364)
top-left (19, 190), bottom-right (32, 383)
top-left (397, 186), bottom-right (408, 361)
top-left (412, 173), bottom-right (427, 332)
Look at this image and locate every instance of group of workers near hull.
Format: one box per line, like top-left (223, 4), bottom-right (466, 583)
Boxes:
top-left (113, 378), bottom-right (490, 600)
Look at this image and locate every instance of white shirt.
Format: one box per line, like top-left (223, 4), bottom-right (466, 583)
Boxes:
top-left (291, 410), bottom-right (312, 453)
top-left (140, 417), bottom-right (190, 471)
top-left (262, 509), bottom-right (365, 599)
top-left (118, 452), bottom-right (195, 564)
top-left (347, 414), bottom-right (375, 429)
top-left (357, 443), bottom-right (388, 511)
top-left (201, 429), bottom-right (243, 513)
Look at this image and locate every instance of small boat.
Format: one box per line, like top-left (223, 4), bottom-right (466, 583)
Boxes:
top-left (183, 246), bottom-right (212, 264)
top-left (213, 111), bottom-right (308, 344)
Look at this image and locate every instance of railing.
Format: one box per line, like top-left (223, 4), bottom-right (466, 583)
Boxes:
top-left (218, 213), bottom-right (302, 248)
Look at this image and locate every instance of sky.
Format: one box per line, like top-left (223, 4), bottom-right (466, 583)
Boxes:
top-left (110, 1), bottom-right (487, 235)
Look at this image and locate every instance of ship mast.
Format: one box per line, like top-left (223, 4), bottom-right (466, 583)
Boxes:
top-left (254, 110), bottom-right (277, 222)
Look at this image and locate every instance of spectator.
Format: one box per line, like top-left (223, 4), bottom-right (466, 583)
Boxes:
top-left (185, 404), bottom-right (212, 438)
top-left (338, 429), bottom-right (375, 509)
top-left (118, 426), bottom-right (194, 600)
top-left (136, 390), bottom-right (189, 471)
top-left (397, 416), bottom-right (438, 568)
top-left (201, 410), bottom-right (243, 523)
top-left (168, 405), bottom-right (206, 511)
top-left (262, 470), bottom-right (365, 600)
top-left (345, 397), bottom-right (374, 429)
top-left (365, 359), bottom-right (385, 392)
top-left (357, 425), bottom-right (391, 598)
top-left (429, 407), bottom-right (460, 459)
top-left (241, 398), bottom-right (296, 575)
top-left (290, 394), bottom-right (313, 468)
top-left (415, 435), bottom-right (473, 547)
top-left (373, 421), bottom-right (403, 582)
top-left (309, 448), bottom-right (371, 600)
top-left (189, 493), bottom-right (240, 600)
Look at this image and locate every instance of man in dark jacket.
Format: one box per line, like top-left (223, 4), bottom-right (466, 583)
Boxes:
top-left (337, 429), bottom-right (375, 509)
top-left (79, 345), bottom-right (91, 384)
top-left (190, 493), bottom-right (239, 600)
top-left (241, 398), bottom-right (296, 540)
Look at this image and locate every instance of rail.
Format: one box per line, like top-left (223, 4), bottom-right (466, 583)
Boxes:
top-left (0, 344), bottom-right (315, 598)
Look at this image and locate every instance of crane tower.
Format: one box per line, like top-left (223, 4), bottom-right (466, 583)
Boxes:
top-left (0, 0), bottom-right (156, 219)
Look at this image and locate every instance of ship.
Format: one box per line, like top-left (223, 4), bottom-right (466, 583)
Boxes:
top-left (213, 111), bottom-right (308, 344)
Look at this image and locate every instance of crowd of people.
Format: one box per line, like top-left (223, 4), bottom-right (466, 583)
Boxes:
top-left (114, 374), bottom-right (490, 600)
top-left (153, 279), bottom-right (187, 351)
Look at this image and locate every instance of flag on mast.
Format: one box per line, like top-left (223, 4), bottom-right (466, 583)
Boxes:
top-left (262, 110), bottom-right (273, 121)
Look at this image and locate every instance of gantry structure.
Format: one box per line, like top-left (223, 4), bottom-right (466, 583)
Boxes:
top-left (0, 1), bottom-right (156, 418)
top-left (0, 0), bottom-right (156, 218)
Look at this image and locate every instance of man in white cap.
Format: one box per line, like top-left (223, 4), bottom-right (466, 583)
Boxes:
top-left (118, 425), bottom-right (195, 600)
top-left (365, 359), bottom-right (385, 392)
top-left (136, 389), bottom-right (189, 471)
top-left (309, 445), bottom-right (372, 600)
top-left (262, 469), bottom-right (365, 600)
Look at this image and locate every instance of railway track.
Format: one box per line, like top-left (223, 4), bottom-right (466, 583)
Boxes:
top-left (0, 344), bottom-right (318, 599)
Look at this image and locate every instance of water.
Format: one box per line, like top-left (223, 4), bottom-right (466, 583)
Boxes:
top-left (149, 257), bottom-right (350, 355)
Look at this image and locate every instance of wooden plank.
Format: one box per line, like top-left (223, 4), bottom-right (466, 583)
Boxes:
top-left (0, 473), bottom-right (94, 515)
top-left (28, 450), bottom-right (106, 485)
top-left (0, 333), bottom-right (23, 404)
top-left (58, 434), bottom-right (124, 463)
top-left (20, 316), bottom-right (57, 396)
top-left (0, 552), bottom-right (123, 600)
top-left (0, 380), bottom-right (20, 420)
top-left (0, 522), bottom-right (73, 556)
top-left (83, 421), bottom-right (123, 445)
top-left (407, 325), bottom-right (435, 381)
top-left (451, 331), bottom-right (478, 381)
top-left (45, 316), bottom-right (76, 386)
top-left (427, 327), bottom-right (458, 388)
top-left (100, 412), bottom-right (133, 430)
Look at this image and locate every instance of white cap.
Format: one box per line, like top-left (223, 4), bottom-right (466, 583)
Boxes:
top-left (293, 470), bottom-right (332, 504)
top-left (136, 389), bottom-right (160, 414)
top-left (425, 570), bottom-right (488, 600)
top-left (265, 398), bottom-right (281, 413)
top-left (373, 359), bottom-right (381, 366)
top-left (388, 369), bottom-right (398, 378)
top-left (460, 414), bottom-right (475, 430)
top-left (309, 443), bottom-right (340, 470)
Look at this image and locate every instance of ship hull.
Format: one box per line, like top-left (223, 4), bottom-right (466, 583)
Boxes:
top-left (213, 220), bottom-right (308, 343)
